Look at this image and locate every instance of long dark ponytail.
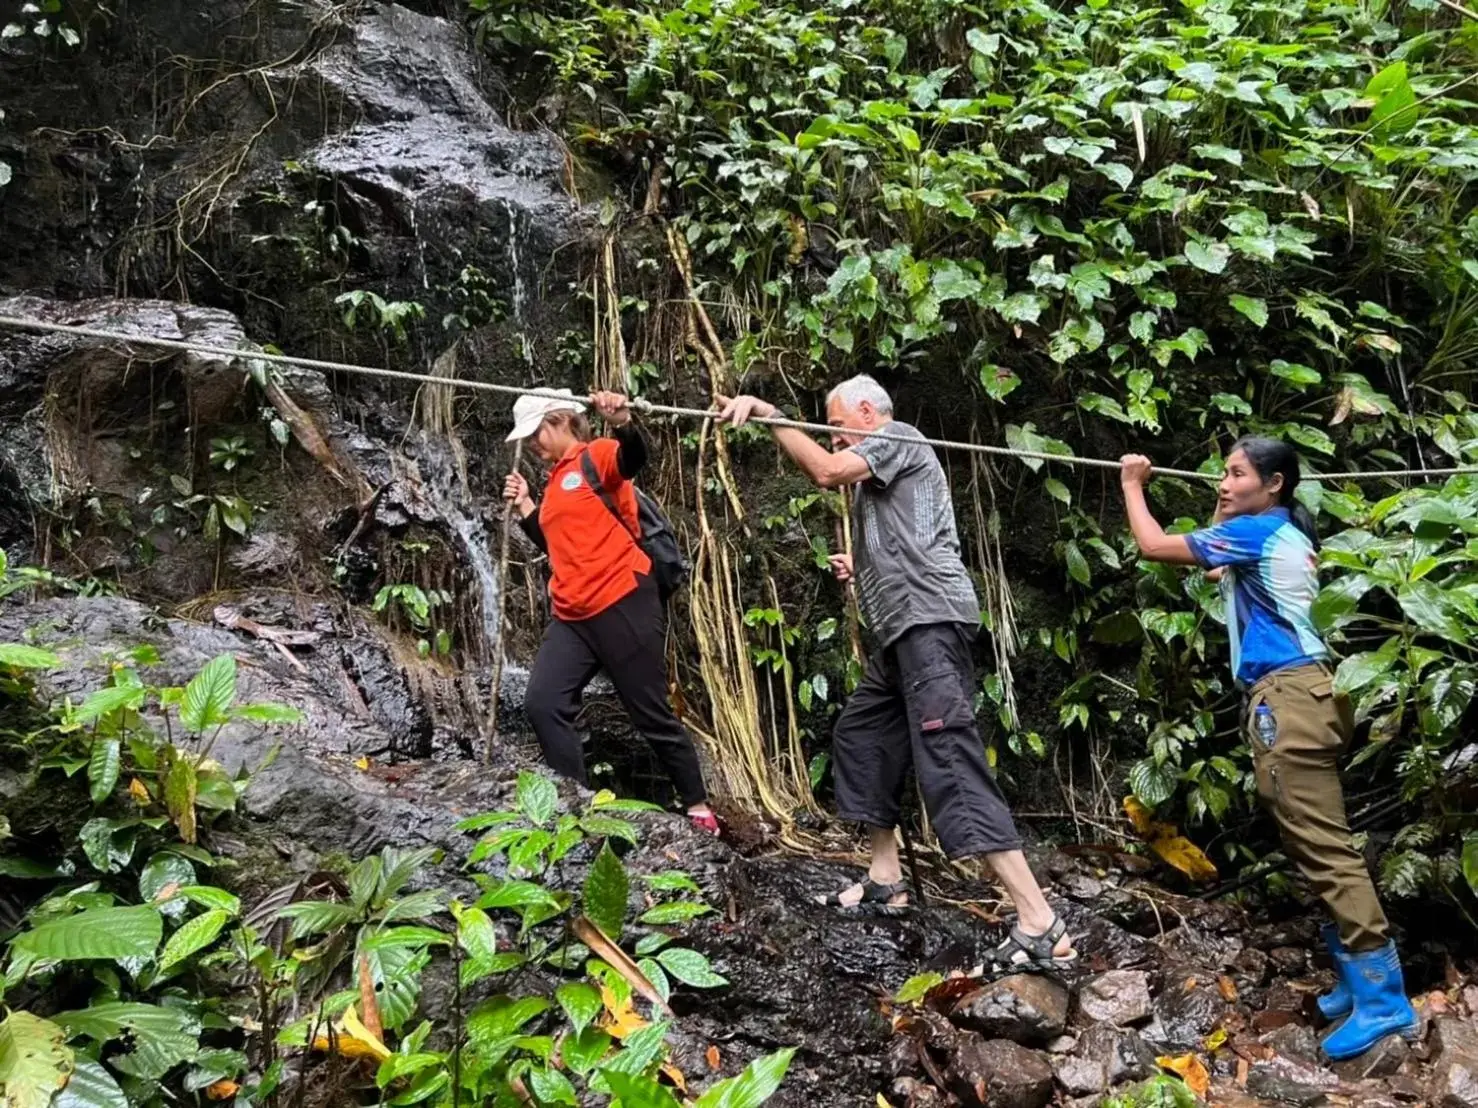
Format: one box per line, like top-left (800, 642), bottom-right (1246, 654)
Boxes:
top-left (1230, 436), bottom-right (1319, 550)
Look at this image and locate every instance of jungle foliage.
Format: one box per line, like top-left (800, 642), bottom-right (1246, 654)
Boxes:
top-left (466, 0), bottom-right (1478, 912)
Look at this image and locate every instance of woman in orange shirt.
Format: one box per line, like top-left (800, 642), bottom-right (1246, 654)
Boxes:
top-left (503, 389), bottom-right (717, 834)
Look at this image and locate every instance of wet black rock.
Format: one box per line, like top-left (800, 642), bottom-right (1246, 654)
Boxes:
top-left (1075, 970), bottom-right (1153, 1028)
top-left (1333, 1034), bottom-right (1411, 1080)
top-left (952, 974), bottom-right (1070, 1045)
top-left (945, 1035), bottom-right (1053, 1108)
top-left (1051, 1026), bottom-right (1157, 1097)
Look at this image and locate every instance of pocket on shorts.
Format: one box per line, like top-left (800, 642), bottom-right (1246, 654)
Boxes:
top-left (907, 664), bottom-right (974, 738)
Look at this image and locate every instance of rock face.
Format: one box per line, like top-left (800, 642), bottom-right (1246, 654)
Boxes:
top-left (0, 1), bottom-right (580, 374)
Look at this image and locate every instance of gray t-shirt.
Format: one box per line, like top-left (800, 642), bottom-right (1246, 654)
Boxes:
top-left (849, 421), bottom-right (980, 648)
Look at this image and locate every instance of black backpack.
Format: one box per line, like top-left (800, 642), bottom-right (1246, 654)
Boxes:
top-left (579, 451), bottom-right (690, 602)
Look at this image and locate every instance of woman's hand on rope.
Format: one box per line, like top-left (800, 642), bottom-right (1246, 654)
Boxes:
top-left (715, 394), bottom-right (777, 427)
top-left (590, 390), bottom-right (632, 426)
top-left (1119, 454), bottom-right (1154, 487)
top-left (828, 553), bottom-right (853, 583)
top-left (503, 472), bottom-right (535, 518)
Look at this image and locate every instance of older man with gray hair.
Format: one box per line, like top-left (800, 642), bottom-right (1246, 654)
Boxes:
top-left (718, 376), bottom-right (1077, 969)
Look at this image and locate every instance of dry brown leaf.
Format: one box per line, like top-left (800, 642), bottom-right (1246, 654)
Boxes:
top-left (1236, 1057), bottom-right (1250, 1087)
top-left (205, 1080), bottom-right (240, 1100)
top-left (1218, 975), bottom-right (1239, 1002)
top-left (152, 882), bottom-right (181, 905)
top-left (1156, 1053), bottom-right (1210, 1098)
top-left (706, 1045), bottom-right (722, 1072)
top-left (358, 955), bottom-right (383, 1045)
top-left (1183, 977), bottom-right (1199, 992)
top-left (571, 917), bottom-right (674, 1017)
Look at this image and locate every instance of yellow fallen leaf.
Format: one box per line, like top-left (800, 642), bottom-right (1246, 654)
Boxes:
top-left (205, 1080), bottom-right (240, 1100)
top-left (597, 984), bottom-right (649, 1040)
top-left (1157, 1053), bottom-right (1210, 1098)
top-left (1205, 1027), bottom-right (1228, 1052)
top-left (1124, 795), bottom-right (1155, 835)
top-left (354, 755), bottom-right (370, 771)
top-left (1149, 834), bottom-right (1218, 883)
top-left (311, 1003), bottom-right (390, 1061)
top-left (661, 1063), bottom-right (687, 1092)
top-left (128, 777), bottom-right (151, 803)
top-left (877, 1096), bottom-right (896, 1108)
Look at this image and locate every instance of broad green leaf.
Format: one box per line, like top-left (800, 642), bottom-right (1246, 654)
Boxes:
top-left (455, 906), bottom-right (498, 963)
top-left (180, 654), bottom-right (236, 733)
top-left (1184, 240), bottom-right (1230, 274)
top-left (579, 815), bottom-right (639, 845)
top-left (561, 1028), bottom-right (612, 1076)
top-left (638, 900), bottom-right (714, 925)
top-left (516, 771), bottom-right (558, 826)
top-left (466, 996), bottom-right (552, 1053)
top-left (643, 871), bottom-right (702, 895)
top-left (1365, 61), bottom-right (1417, 137)
top-left (1229, 294), bottom-right (1268, 328)
top-left (592, 1021), bottom-right (671, 1090)
top-left (52, 1060), bottom-right (127, 1108)
top-left (694, 1047), bottom-right (797, 1108)
top-left (230, 703), bottom-right (305, 725)
top-left (583, 842), bottom-right (629, 941)
top-left (1193, 143), bottom-right (1243, 167)
top-left (601, 1072), bottom-right (682, 1108)
top-left (13, 906), bottom-right (162, 962)
top-left (895, 972), bottom-right (944, 1004)
top-left (0, 1012), bottom-right (73, 1108)
top-left (1463, 837), bottom-right (1478, 897)
top-left (138, 852), bottom-right (196, 918)
top-left (657, 947), bottom-right (728, 988)
top-left (162, 752), bottom-right (198, 844)
top-left (0, 643), bottom-right (61, 670)
top-left (1128, 759), bottom-right (1177, 809)
top-left (176, 885), bottom-right (240, 914)
top-left (527, 1065), bottom-right (578, 1106)
top-left (276, 900), bottom-right (358, 940)
top-left (87, 740), bottom-right (121, 805)
top-left (77, 818), bottom-right (139, 874)
top-left (159, 909), bottom-right (231, 971)
top-left (556, 981), bottom-right (602, 1036)
top-left (72, 685), bottom-right (145, 726)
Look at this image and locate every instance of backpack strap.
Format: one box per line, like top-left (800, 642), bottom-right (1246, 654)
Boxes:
top-left (580, 449), bottom-right (640, 542)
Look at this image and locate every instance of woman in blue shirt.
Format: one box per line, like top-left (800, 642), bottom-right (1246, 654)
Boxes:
top-left (1120, 437), bottom-right (1418, 1062)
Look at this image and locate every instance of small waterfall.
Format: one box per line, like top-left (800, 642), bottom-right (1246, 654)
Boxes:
top-left (503, 199), bottom-right (534, 367)
top-left (415, 441), bottom-right (503, 668)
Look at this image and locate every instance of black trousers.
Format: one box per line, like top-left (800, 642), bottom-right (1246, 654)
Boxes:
top-left (524, 573), bottom-right (708, 808)
top-left (832, 622), bottom-right (1022, 860)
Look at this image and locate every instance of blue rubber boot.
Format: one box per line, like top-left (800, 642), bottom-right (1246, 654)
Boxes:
top-left (1316, 923), bottom-right (1353, 1021)
top-left (1320, 941), bottom-right (1421, 1061)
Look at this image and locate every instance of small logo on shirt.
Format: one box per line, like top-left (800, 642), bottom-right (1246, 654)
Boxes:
top-left (560, 473), bottom-right (583, 492)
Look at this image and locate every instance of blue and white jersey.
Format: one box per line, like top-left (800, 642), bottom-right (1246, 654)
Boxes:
top-left (1184, 507), bottom-right (1328, 686)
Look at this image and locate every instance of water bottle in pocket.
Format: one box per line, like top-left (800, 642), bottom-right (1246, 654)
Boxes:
top-left (1253, 703), bottom-right (1278, 748)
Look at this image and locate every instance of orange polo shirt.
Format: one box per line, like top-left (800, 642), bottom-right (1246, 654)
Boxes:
top-left (538, 438), bottom-right (651, 621)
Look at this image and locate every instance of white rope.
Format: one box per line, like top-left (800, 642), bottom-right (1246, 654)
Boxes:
top-left (2, 313), bottom-right (1475, 484)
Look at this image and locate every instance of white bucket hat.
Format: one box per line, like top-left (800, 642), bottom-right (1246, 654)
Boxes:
top-left (506, 389), bottom-right (586, 442)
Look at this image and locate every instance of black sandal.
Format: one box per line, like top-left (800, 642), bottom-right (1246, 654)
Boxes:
top-left (987, 915), bottom-right (1079, 972)
top-left (817, 878), bottom-right (911, 914)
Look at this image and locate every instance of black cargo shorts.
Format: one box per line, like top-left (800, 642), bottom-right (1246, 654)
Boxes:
top-left (831, 622), bottom-right (1022, 859)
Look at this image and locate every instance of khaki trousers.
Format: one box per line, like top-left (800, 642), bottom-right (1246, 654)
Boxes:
top-left (1247, 663), bottom-right (1389, 951)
